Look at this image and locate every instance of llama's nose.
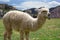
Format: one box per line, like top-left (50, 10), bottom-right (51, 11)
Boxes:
top-left (48, 14), bottom-right (50, 20)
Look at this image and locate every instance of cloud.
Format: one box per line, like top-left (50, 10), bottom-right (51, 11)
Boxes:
top-left (14, 1), bottom-right (60, 10)
top-left (14, 1), bottom-right (48, 10)
top-left (49, 1), bottom-right (60, 7)
top-left (0, 0), bottom-right (10, 2)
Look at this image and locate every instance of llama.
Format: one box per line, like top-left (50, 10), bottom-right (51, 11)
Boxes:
top-left (3, 7), bottom-right (50, 40)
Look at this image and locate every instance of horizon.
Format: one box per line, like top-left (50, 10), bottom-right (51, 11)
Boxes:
top-left (0, 0), bottom-right (60, 10)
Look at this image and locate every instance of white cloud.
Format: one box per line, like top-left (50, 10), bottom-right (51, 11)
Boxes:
top-left (0, 0), bottom-right (10, 2)
top-left (49, 1), bottom-right (60, 7)
top-left (14, 1), bottom-right (60, 10)
top-left (14, 1), bottom-right (48, 10)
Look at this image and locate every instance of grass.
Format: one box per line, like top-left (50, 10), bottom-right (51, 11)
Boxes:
top-left (0, 19), bottom-right (60, 40)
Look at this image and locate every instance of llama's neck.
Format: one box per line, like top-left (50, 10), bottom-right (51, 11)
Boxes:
top-left (31, 14), bottom-right (46, 31)
top-left (37, 14), bottom-right (46, 27)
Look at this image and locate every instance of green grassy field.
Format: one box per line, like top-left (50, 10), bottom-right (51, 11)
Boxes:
top-left (0, 19), bottom-right (60, 40)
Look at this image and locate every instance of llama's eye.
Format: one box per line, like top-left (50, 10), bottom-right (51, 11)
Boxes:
top-left (42, 11), bottom-right (47, 12)
top-left (42, 11), bottom-right (47, 14)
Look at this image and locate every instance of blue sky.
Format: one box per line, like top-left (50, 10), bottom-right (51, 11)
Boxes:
top-left (0, 0), bottom-right (60, 10)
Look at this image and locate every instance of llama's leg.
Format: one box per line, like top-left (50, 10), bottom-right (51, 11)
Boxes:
top-left (7, 29), bottom-right (12, 40)
top-left (4, 31), bottom-right (7, 40)
top-left (4, 23), bottom-right (12, 40)
top-left (20, 31), bottom-right (24, 40)
top-left (4, 27), bottom-right (12, 40)
top-left (25, 31), bottom-right (29, 40)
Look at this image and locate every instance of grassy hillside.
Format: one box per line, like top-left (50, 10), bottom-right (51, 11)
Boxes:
top-left (0, 19), bottom-right (60, 40)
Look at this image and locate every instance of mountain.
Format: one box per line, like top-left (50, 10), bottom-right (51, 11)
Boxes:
top-left (50, 6), bottom-right (60, 18)
top-left (0, 4), bottom-right (17, 18)
top-left (0, 3), bottom-right (60, 18)
top-left (23, 8), bottom-right (38, 18)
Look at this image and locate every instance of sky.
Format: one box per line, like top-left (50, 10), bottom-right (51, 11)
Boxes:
top-left (0, 0), bottom-right (60, 10)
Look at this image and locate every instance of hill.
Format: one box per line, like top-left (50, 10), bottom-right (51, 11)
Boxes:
top-left (50, 6), bottom-right (60, 18)
top-left (0, 4), bottom-right (17, 18)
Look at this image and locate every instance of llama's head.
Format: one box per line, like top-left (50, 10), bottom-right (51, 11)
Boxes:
top-left (35, 7), bottom-right (50, 19)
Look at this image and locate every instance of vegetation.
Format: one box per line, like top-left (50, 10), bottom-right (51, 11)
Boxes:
top-left (0, 19), bottom-right (60, 40)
